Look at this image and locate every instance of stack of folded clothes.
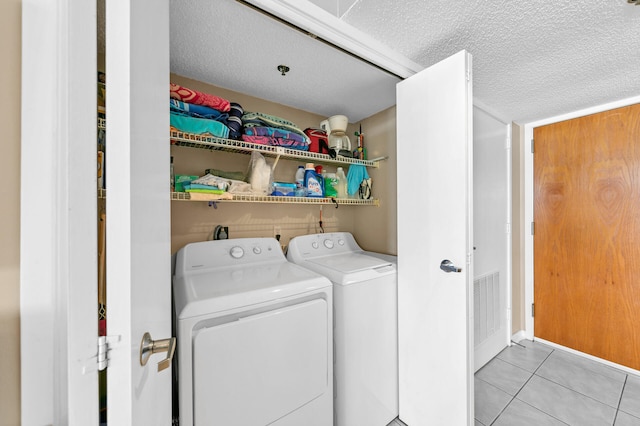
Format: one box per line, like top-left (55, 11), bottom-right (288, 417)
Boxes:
top-left (169, 83), bottom-right (310, 150)
top-left (241, 111), bottom-right (310, 151)
top-left (169, 83), bottom-right (244, 140)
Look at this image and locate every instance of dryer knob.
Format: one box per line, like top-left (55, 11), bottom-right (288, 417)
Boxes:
top-left (323, 239), bottom-right (334, 249)
top-left (338, 239), bottom-right (345, 246)
top-left (230, 246), bottom-right (244, 259)
top-left (312, 242), bottom-right (319, 249)
top-left (253, 246), bottom-right (262, 255)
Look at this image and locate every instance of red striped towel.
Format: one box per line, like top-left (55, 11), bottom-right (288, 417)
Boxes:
top-left (170, 83), bottom-right (230, 112)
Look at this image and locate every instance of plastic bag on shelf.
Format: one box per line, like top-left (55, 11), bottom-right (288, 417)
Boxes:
top-left (247, 151), bottom-right (273, 195)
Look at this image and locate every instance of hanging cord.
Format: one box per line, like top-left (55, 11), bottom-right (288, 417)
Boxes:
top-left (319, 205), bottom-right (324, 233)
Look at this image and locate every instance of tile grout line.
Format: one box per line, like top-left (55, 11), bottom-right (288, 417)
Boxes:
top-left (612, 375), bottom-right (629, 425)
top-left (507, 348), bottom-right (572, 425)
top-left (488, 347), bottom-right (555, 425)
top-left (533, 358), bottom-right (627, 411)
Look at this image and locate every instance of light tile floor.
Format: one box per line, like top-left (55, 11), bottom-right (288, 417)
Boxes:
top-left (475, 340), bottom-right (640, 426)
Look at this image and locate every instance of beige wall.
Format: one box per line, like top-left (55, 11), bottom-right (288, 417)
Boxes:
top-left (353, 107), bottom-right (397, 255)
top-left (170, 74), bottom-right (396, 255)
top-left (511, 122), bottom-right (525, 333)
top-left (0, 0), bottom-right (21, 424)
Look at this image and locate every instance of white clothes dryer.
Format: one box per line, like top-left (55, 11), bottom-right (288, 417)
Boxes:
top-left (174, 238), bottom-right (333, 426)
top-left (287, 232), bottom-right (398, 426)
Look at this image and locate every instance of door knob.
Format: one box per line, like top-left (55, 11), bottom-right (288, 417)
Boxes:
top-left (440, 259), bottom-right (462, 273)
top-left (140, 332), bottom-right (176, 372)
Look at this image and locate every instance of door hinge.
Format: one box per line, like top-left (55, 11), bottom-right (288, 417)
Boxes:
top-left (531, 222), bottom-right (535, 235)
top-left (531, 303), bottom-right (535, 317)
top-left (82, 335), bottom-right (121, 374)
top-left (531, 138), bottom-right (535, 153)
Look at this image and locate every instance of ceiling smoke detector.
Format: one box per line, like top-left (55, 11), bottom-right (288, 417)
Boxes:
top-left (277, 65), bottom-right (290, 76)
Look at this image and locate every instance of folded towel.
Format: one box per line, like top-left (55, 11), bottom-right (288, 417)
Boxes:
top-left (243, 126), bottom-right (307, 144)
top-left (170, 83), bottom-right (230, 112)
top-left (241, 134), bottom-right (309, 151)
top-left (170, 112), bottom-right (230, 139)
top-left (170, 99), bottom-right (229, 122)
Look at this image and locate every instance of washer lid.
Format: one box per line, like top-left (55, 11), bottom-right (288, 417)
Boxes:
top-left (303, 252), bottom-right (395, 285)
top-left (307, 252), bottom-right (391, 274)
top-left (174, 260), bottom-right (331, 319)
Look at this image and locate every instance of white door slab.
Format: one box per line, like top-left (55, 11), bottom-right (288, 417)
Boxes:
top-left (473, 106), bottom-right (511, 370)
top-left (106, 0), bottom-right (172, 424)
top-left (396, 50), bottom-right (474, 426)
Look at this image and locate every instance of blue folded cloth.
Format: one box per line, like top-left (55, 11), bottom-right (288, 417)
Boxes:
top-left (346, 165), bottom-right (369, 196)
top-left (170, 112), bottom-right (230, 138)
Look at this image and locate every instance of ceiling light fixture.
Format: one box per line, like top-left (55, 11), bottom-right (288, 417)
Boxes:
top-left (277, 64), bottom-right (290, 76)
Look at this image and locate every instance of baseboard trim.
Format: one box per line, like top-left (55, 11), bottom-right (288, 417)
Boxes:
top-left (511, 330), bottom-right (526, 343)
top-left (534, 337), bottom-right (640, 377)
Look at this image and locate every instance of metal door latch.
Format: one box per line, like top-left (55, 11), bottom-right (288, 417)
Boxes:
top-left (440, 259), bottom-right (462, 273)
top-left (140, 332), bottom-right (176, 372)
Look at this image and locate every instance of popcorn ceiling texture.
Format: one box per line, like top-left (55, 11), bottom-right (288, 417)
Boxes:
top-left (170, 0), bottom-right (640, 124)
top-left (339, 0), bottom-right (640, 122)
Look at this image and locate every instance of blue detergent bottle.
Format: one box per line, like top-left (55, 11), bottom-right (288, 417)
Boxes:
top-left (304, 163), bottom-right (324, 197)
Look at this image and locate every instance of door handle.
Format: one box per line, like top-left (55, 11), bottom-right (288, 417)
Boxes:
top-left (140, 332), bottom-right (176, 372)
top-left (440, 259), bottom-right (462, 273)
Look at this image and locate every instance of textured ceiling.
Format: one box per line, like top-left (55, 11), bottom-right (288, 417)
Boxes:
top-left (339, 0), bottom-right (640, 123)
top-left (170, 0), bottom-right (399, 123)
top-left (170, 0), bottom-right (640, 124)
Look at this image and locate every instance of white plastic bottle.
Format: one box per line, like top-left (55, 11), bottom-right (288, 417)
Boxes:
top-left (295, 165), bottom-right (305, 196)
top-left (336, 167), bottom-right (347, 198)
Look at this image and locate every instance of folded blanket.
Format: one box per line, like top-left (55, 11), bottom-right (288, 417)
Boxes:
top-left (170, 83), bottom-right (231, 112)
top-left (243, 126), bottom-right (307, 144)
top-left (170, 99), bottom-right (229, 122)
top-left (241, 134), bottom-right (309, 151)
top-left (170, 112), bottom-right (230, 139)
top-left (242, 111), bottom-right (298, 129)
top-left (242, 111), bottom-right (310, 144)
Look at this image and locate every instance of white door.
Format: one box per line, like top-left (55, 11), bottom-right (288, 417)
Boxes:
top-left (105, 0), bottom-right (173, 424)
top-left (397, 50), bottom-right (474, 425)
top-left (472, 107), bottom-right (511, 370)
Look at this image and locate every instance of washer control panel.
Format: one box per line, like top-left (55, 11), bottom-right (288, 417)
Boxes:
top-left (176, 238), bottom-right (285, 274)
top-left (287, 232), bottom-right (362, 261)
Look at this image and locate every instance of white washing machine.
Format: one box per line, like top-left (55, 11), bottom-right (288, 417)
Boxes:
top-left (287, 232), bottom-right (398, 426)
top-left (173, 238), bottom-right (333, 426)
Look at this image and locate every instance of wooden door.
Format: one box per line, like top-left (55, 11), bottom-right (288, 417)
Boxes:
top-left (397, 50), bottom-right (474, 426)
top-left (534, 103), bottom-right (640, 370)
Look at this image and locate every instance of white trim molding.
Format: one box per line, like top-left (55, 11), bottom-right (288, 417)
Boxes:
top-left (243, 0), bottom-right (424, 79)
top-left (21, 0), bottom-right (98, 424)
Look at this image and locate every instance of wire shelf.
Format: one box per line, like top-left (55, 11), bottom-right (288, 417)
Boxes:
top-left (99, 189), bottom-right (378, 206)
top-left (170, 131), bottom-right (380, 168)
top-left (172, 192), bottom-right (379, 206)
top-left (97, 119), bottom-right (382, 168)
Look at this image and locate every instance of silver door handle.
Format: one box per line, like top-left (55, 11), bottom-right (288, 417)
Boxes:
top-left (440, 259), bottom-right (462, 273)
top-left (140, 332), bottom-right (176, 372)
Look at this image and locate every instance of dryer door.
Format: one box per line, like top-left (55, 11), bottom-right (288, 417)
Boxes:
top-left (192, 298), bottom-right (329, 425)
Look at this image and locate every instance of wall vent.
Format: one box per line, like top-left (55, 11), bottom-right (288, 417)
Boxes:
top-left (474, 271), bottom-right (501, 347)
